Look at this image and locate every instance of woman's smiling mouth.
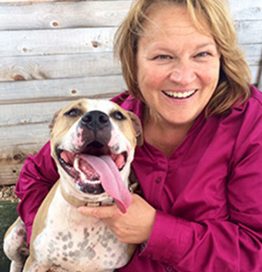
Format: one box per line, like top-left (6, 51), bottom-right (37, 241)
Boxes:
top-left (163, 89), bottom-right (197, 99)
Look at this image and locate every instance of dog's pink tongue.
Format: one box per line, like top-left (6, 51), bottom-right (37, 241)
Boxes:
top-left (80, 155), bottom-right (132, 213)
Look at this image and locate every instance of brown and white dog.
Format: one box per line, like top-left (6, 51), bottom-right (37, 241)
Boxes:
top-left (4, 98), bottom-right (142, 272)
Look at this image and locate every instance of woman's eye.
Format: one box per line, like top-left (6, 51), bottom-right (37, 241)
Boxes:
top-left (195, 51), bottom-right (211, 58)
top-left (64, 108), bottom-right (82, 117)
top-left (152, 55), bottom-right (173, 61)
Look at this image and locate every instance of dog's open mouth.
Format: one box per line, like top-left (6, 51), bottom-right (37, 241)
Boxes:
top-left (55, 141), bottom-right (131, 213)
top-left (56, 141), bottom-right (127, 193)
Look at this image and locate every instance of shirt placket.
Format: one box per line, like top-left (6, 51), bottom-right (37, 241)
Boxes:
top-left (149, 157), bottom-right (168, 209)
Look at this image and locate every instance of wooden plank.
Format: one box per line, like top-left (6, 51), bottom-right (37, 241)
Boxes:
top-left (0, 123), bottom-right (49, 153)
top-left (0, 24), bottom-right (261, 58)
top-left (0, 52), bottom-right (122, 81)
top-left (0, 124), bottom-right (48, 155)
top-left (256, 63), bottom-right (262, 89)
top-left (0, 122), bottom-right (47, 185)
top-left (229, 0), bottom-right (262, 20)
top-left (0, 27), bottom-right (117, 57)
top-left (0, 75), bottom-right (125, 104)
top-left (0, 141), bottom-right (43, 185)
top-left (234, 20), bottom-right (262, 44)
top-left (0, 62), bottom-right (259, 102)
top-left (0, 62), bottom-right (259, 100)
top-left (0, 1), bottom-right (132, 30)
top-left (0, 68), bottom-right (260, 127)
top-left (0, 41), bottom-right (259, 82)
top-left (0, 123), bottom-right (49, 184)
top-left (0, 96), bottom-right (122, 126)
top-left (0, 0), bottom-right (127, 2)
top-left (250, 65), bottom-right (261, 86)
top-left (0, 0), bottom-right (260, 30)
top-left (0, 123), bottom-right (48, 184)
top-left (0, 66), bottom-right (258, 100)
top-left (240, 44), bottom-right (262, 66)
top-left (0, 101), bottom-right (69, 127)
top-left (0, 20), bottom-right (261, 58)
top-left (0, 162), bottom-right (26, 185)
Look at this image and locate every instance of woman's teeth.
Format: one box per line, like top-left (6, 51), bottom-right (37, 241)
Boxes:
top-left (164, 90), bottom-right (196, 99)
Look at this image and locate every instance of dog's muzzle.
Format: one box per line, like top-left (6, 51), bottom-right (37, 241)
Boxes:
top-left (55, 110), bottom-right (132, 212)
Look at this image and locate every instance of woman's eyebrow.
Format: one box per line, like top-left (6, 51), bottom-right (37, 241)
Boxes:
top-left (194, 42), bottom-right (217, 50)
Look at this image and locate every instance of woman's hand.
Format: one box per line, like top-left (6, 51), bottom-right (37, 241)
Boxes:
top-left (78, 194), bottom-right (156, 244)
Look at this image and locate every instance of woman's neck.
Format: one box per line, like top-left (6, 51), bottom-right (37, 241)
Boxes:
top-left (143, 113), bottom-right (193, 157)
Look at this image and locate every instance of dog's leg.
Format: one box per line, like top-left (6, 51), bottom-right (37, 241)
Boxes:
top-left (9, 261), bottom-right (24, 272)
top-left (23, 256), bottom-right (52, 272)
top-left (3, 218), bottom-right (28, 272)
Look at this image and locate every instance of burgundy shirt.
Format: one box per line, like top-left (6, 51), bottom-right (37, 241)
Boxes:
top-left (16, 86), bottom-right (262, 271)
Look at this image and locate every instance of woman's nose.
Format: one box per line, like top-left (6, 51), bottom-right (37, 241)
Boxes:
top-left (169, 61), bottom-right (196, 84)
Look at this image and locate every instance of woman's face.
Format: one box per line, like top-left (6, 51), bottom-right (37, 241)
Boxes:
top-left (136, 5), bottom-right (221, 127)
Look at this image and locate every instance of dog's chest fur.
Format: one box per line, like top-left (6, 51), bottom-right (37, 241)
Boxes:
top-left (33, 187), bottom-right (131, 272)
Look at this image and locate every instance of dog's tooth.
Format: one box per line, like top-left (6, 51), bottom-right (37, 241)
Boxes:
top-left (74, 157), bottom-right (79, 169)
top-left (102, 199), bottom-right (114, 206)
top-left (74, 157), bottom-right (86, 181)
top-left (82, 179), bottom-right (89, 184)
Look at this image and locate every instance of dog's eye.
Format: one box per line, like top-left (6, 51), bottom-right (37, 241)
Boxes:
top-left (111, 110), bottom-right (126, 120)
top-left (64, 108), bottom-right (82, 117)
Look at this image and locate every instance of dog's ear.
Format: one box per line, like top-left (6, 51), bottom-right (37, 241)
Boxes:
top-left (49, 109), bottom-right (61, 132)
top-left (127, 111), bottom-right (143, 146)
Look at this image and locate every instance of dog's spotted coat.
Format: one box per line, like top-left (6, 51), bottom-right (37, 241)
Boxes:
top-left (4, 99), bottom-right (142, 272)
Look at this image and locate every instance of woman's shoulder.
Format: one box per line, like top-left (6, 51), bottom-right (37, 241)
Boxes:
top-left (111, 91), bottom-right (144, 118)
top-left (110, 90), bottom-right (130, 106)
top-left (232, 85), bottom-right (262, 117)
top-left (250, 85), bottom-right (262, 106)
top-left (244, 85), bottom-right (262, 119)
top-left (228, 85), bottom-right (262, 141)
top-left (229, 86), bottom-right (262, 163)
top-left (216, 86), bottom-right (262, 139)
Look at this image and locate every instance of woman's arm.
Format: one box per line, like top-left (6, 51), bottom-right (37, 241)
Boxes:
top-left (77, 114), bottom-right (262, 271)
top-left (79, 169), bottom-right (262, 271)
top-left (15, 142), bottom-right (59, 245)
top-left (139, 111), bottom-right (262, 271)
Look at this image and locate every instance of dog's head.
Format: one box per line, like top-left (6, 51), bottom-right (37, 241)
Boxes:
top-left (50, 98), bottom-right (142, 212)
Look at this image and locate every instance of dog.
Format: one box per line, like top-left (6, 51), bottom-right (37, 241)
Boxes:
top-left (4, 98), bottom-right (142, 272)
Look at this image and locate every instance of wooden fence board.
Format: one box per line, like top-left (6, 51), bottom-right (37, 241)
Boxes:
top-left (0, 123), bottom-right (50, 185)
top-left (229, 0), bottom-right (262, 20)
top-left (0, 1), bottom-right (132, 30)
top-left (0, 23), bottom-right (261, 58)
top-left (0, 28), bottom-right (117, 57)
top-left (0, 75), bottom-right (125, 103)
top-left (0, 52), bottom-right (121, 81)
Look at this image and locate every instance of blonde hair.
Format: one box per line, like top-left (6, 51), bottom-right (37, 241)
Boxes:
top-left (114, 0), bottom-right (251, 116)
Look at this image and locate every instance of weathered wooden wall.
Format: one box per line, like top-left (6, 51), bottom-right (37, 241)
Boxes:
top-left (0, 0), bottom-right (261, 185)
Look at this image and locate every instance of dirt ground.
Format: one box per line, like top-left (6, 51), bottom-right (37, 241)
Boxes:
top-left (0, 185), bottom-right (18, 202)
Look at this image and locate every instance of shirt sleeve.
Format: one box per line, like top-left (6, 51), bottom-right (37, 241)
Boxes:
top-left (15, 141), bottom-right (59, 245)
top-left (139, 109), bottom-right (262, 271)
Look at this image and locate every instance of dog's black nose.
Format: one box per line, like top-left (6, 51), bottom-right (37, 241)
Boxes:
top-left (81, 111), bottom-right (110, 130)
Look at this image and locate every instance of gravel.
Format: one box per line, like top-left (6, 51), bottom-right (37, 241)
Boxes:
top-left (0, 185), bottom-right (18, 202)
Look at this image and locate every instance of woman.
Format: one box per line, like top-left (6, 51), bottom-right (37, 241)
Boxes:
top-left (16, 0), bottom-right (262, 271)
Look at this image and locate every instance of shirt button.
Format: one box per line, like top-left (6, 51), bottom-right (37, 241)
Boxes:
top-left (165, 266), bottom-right (174, 272)
top-left (155, 177), bottom-right (161, 184)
